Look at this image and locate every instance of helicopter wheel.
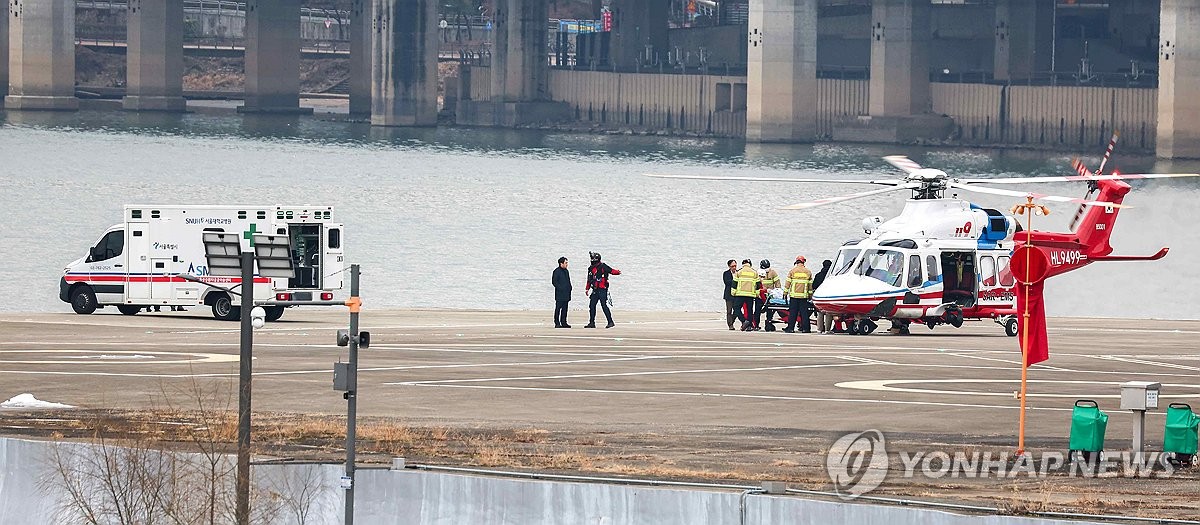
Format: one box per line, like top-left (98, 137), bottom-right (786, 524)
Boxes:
top-left (945, 307), bottom-right (964, 328)
top-left (847, 321), bottom-right (860, 335)
top-left (1004, 317), bottom-right (1019, 337)
top-left (858, 319), bottom-right (878, 335)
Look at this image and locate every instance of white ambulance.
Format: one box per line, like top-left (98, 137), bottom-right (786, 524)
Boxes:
top-left (60, 205), bottom-right (345, 321)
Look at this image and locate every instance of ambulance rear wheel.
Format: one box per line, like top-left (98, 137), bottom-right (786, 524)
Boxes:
top-left (1004, 317), bottom-right (1019, 337)
top-left (265, 306), bottom-right (285, 322)
top-left (211, 294), bottom-right (240, 322)
top-left (70, 286), bottom-right (97, 315)
top-left (117, 305), bottom-right (141, 316)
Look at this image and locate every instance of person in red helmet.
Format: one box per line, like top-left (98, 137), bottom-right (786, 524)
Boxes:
top-left (585, 252), bottom-right (621, 328)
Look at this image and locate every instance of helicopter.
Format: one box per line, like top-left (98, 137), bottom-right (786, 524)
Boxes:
top-left (650, 135), bottom-right (1198, 336)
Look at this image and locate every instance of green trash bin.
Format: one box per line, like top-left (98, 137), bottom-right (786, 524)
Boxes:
top-left (1164, 403), bottom-right (1200, 465)
top-left (1068, 400), bottom-right (1108, 460)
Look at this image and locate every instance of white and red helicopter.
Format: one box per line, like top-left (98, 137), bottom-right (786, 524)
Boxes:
top-left (652, 135), bottom-right (1197, 335)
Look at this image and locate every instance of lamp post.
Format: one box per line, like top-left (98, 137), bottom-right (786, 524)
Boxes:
top-left (202, 232), bottom-right (296, 525)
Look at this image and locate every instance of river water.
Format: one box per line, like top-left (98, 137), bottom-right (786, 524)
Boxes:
top-left (1, 110), bottom-right (1197, 319)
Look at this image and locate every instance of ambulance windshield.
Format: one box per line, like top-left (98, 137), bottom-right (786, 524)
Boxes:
top-left (854, 249), bottom-right (905, 287)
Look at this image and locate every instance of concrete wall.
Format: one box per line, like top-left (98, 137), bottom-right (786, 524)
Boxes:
top-left (533, 69), bottom-right (1157, 149)
top-left (545, 68), bottom-right (747, 137)
top-left (0, 437), bottom-right (1115, 525)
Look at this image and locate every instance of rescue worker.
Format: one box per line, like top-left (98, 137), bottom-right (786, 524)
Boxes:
top-left (784, 256), bottom-right (813, 333)
top-left (552, 256), bottom-right (572, 328)
top-left (730, 259), bottom-right (760, 331)
top-left (812, 259), bottom-right (833, 333)
top-left (756, 259), bottom-right (780, 330)
top-left (584, 252), bottom-right (621, 328)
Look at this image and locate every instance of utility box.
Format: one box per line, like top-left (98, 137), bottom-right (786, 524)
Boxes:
top-left (333, 362), bottom-right (351, 391)
top-left (1120, 381), bottom-right (1161, 410)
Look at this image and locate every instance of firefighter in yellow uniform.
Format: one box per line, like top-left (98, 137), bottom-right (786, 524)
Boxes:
top-left (756, 259), bottom-right (781, 330)
top-left (731, 259), bottom-right (760, 331)
top-left (784, 256), bottom-right (813, 333)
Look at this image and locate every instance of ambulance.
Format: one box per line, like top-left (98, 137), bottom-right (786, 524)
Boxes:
top-left (60, 205), bottom-right (345, 321)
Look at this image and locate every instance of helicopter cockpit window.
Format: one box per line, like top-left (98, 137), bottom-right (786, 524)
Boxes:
top-left (833, 249), bottom-right (862, 276)
top-left (907, 255), bottom-right (923, 287)
top-left (855, 249), bottom-right (905, 287)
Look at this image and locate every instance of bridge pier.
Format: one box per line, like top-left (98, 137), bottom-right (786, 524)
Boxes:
top-left (746, 0), bottom-right (818, 143)
top-left (371, 0), bottom-right (438, 126)
top-left (124, 0), bottom-right (186, 112)
top-left (240, 0), bottom-right (311, 114)
top-left (349, 0), bottom-right (371, 116)
top-left (992, 0), bottom-right (1050, 82)
top-left (457, 0), bottom-right (568, 127)
top-left (608, 0), bottom-right (669, 70)
top-left (0, 0), bottom-right (7, 103)
top-left (833, 0), bottom-right (950, 143)
top-left (1157, 0), bottom-right (1200, 158)
top-left (5, 0), bottom-right (77, 111)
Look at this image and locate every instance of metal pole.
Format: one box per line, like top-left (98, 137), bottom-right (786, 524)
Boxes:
top-left (344, 264), bottom-right (361, 525)
top-left (236, 251), bottom-right (254, 525)
top-left (1017, 199), bottom-right (1034, 457)
top-left (1132, 410), bottom-right (1146, 452)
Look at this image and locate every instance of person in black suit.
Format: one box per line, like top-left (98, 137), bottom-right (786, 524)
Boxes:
top-left (552, 257), bottom-right (572, 328)
top-left (722, 259), bottom-right (737, 330)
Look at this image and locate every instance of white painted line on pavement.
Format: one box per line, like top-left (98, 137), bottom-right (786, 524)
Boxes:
top-left (395, 383), bottom-right (1077, 413)
top-left (389, 361), bottom-right (874, 386)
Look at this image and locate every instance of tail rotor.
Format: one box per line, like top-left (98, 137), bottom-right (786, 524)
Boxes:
top-left (1069, 131), bottom-right (1118, 232)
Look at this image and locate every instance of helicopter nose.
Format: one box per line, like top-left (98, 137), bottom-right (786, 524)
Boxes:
top-left (813, 275), bottom-right (905, 315)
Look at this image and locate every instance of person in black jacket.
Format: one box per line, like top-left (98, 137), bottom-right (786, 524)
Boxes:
top-left (812, 259), bottom-right (833, 333)
top-left (722, 259), bottom-right (736, 330)
top-left (552, 257), bottom-right (572, 328)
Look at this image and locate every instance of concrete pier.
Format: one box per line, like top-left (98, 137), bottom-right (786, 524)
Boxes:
top-left (746, 0), bottom-right (818, 143)
top-left (992, 0), bottom-right (1051, 82)
top-left (832, 0), bottom-right (950, 143)
top-left (1157, 0), bottom-right (1200, 159)
top-left (457, 0), bottom-right (569, 127)
top-left (0, 0), bottom-right (8, 103)
top-left (124, 0), bottom-right (186, 112)
top-left (371, 0), bottom-right (438, 127)
top-left (608, 0), bottom-right (669, 69)
top-left (240, 0), bottom-right (311, 114)
top-left (4, 0), bottom-right (78, 110)
top-left (349, 0), bottom-right (371, 116)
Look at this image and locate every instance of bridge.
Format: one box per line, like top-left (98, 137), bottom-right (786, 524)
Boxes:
top-left (3, 1), bottom-right (1200, 158)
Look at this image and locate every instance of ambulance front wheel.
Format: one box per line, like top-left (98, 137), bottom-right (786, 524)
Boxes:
top-left (211, 294), bottom-right (240, 322)
top-left (265, 306), bottom-right (285, 322)
top-left (70, 286), bottom-right (97, 315)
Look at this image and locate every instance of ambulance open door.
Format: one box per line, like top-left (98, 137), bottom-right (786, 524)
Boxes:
top-left (323, 223), bottom-right (344, 291)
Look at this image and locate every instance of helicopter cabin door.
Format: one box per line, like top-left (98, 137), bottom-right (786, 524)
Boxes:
top-left (939, 251), bottom-right (977, 307)
top-left (976, 253), bottom-right (1016, 307)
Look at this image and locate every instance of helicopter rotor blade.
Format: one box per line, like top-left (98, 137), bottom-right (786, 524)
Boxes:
top-left (957, 172), bottom-right (1200, 184)
top-left (781, 183), bottom-right (922, 210)
top-left (946, 182), bottom-right (1128, 208)
top-left (882, 155), bottom-right (924, 174)
top-left (1096, 130), bottom-right (1120, 175)
top-left (644, 173), bottom-right (904, 185)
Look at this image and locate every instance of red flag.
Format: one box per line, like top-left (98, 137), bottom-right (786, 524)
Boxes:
top-left (1016, 281), bottom-right (1049, 365)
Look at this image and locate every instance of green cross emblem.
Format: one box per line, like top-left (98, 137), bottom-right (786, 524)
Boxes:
top-left (243, 224), bottom-right (259, 246)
